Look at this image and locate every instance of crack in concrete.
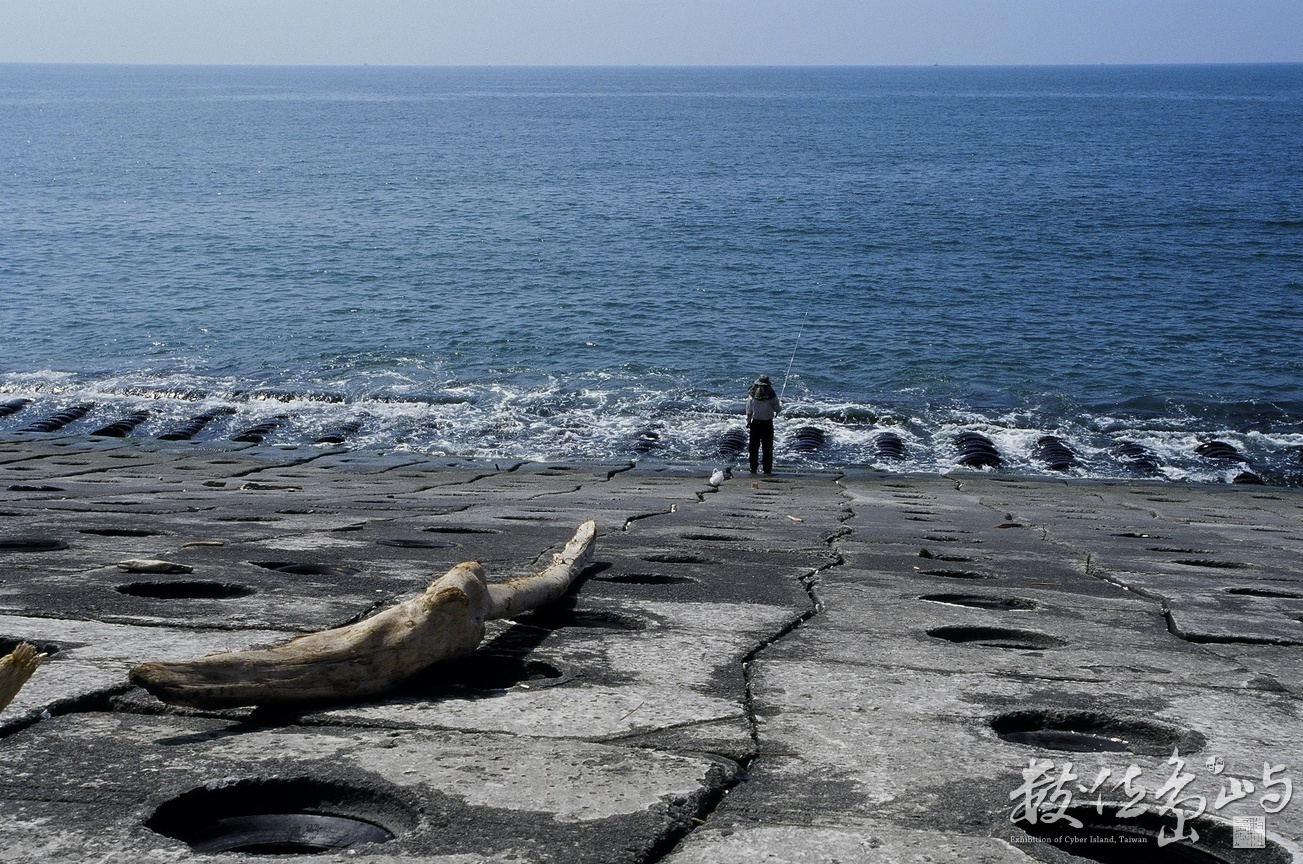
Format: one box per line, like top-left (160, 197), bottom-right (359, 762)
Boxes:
top-left (991, 501), bottom-right (1298, 682)
top-left (605, 463), bottom-right (636, 481)
top-left (622, 511), bottom-right (673, 532)
top-left (0, 684), bottom-right (133, 740)
top-left (1163, 611), bottom-right (1303, 647)
top-left (525, 484), bottom-right (584, 500)
top-left (462, 464), bottom-right (525, 484)
top-left (218, 452), bottom-right (341, 479)
top-left (643, 760), bottom-right (744, 863)
top-left (639, 477), bottom-right (847, 863)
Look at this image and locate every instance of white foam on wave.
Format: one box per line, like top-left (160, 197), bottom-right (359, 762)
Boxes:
top-left (0, 370), bottom-right (80, 391)
top-left (0, 369), bottom-right (1298, 484)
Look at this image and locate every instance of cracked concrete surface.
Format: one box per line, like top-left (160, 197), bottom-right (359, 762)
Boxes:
top-left (664, 474), bottom-right (1303, 864)
top-left (0, 437), bottom-right (1300, 862)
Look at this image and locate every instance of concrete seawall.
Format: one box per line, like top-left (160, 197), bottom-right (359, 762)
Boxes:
top-left (0, 436), bottom-right (1299, 862)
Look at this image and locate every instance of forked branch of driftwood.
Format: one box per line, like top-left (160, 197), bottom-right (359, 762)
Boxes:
top-left (129, 520), bottom-right (597, 709)
top-left (0, 643), bottom-right (46, 713)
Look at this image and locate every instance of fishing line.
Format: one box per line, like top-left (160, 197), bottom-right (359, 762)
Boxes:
top-left (779, 308), bottom-right (810, 400)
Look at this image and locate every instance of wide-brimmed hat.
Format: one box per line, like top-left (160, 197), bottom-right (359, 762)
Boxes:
top-left (754, 375), bottom-right (771, 385)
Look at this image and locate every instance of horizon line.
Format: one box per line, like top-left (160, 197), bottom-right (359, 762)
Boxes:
top-left (3, 59), bottom-right (1303, 70)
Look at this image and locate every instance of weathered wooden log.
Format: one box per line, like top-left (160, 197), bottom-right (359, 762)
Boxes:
top-left (484, 519), bottom-right (596, 620)
top-left (129, 520), bottom-right (597, 709)
top-left (0, 643), bottom-right (46, 713)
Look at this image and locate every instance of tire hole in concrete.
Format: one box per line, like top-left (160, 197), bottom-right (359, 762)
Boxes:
top-left (146, 778), bottom-right (411, 855)
top-left (511, 608), bottom-right (646, 631)
top-left (991, 709), bottom-right (1203, 755)
top-left (919, 594), bottom-right (1036, 611)
top-left (375, 538), bottom-right (455, 549)
top-left (642, 552), bottom-right (711, 564)
top-left (1225, 587), bottom-right (1303, 599)
top-left (595, 572), bottom-right (697, 585)
top-left (117, 581), bottom-right (255, 600)
top-left (918, 549), bottom-right (973, 562)
top-left (920, 568), bottom-right (993, 580)
top-left (251, 562), bottom-right (361, 577)
top-left (679, 533), bottom-right (746, 542)
top-left (1179, 632), bottom-right (1303, 647)
top-left (0, 537), bottom-right (69, 552)
top-left (1172, 559), bottom-right (1250, 569)
top-left (423, 526), bottom-right (500, 535)
top-left (204, 813), bottom-right (387, 854)
top-left (79, 528), bottom-right (162, 537)
top-left (927, 626), bottom-right (1065, 649)
top-left (1015, 806), bottom-right (1280, 863)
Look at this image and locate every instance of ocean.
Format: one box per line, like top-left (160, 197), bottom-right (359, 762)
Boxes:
top-left (2, 63), bottom-right (1301, 483)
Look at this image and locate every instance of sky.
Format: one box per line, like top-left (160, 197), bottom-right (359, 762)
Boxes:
top-left (1, 0), bottom-right (1301, 67)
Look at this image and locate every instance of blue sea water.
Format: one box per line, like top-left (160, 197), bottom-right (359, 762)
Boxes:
top-left (1, 63), bottom-right (1301, 482)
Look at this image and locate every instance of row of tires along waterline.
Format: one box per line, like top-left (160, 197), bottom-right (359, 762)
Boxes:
top-left (714, 426), bottom-right (1282, 484)
top-left (0, 400), bottom-right (368, 447)
top-left (0, 398), bottom-right (1294, 482)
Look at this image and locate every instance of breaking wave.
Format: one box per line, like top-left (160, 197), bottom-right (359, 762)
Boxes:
top-left (2, 370), bottom-right (1299, 485)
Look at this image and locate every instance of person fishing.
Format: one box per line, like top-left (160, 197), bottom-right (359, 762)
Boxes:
top-left (746, 375), bottom-right (782, 474)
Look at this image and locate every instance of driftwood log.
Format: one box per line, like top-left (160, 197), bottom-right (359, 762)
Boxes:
top-left (129, 520), bottom-right (597, 709)
top-left (0, 642), bottom-right (46, 713)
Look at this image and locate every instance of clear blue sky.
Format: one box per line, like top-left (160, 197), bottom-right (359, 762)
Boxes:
top-left (2, 0), bottom-right (1301, 66)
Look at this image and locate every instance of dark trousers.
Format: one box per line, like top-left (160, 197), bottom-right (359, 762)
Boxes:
top-left (749, 419), bottom-right (774, 473)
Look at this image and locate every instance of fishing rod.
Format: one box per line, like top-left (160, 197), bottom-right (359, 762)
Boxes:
top-left (779, 308), bottom-right (810, 401)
